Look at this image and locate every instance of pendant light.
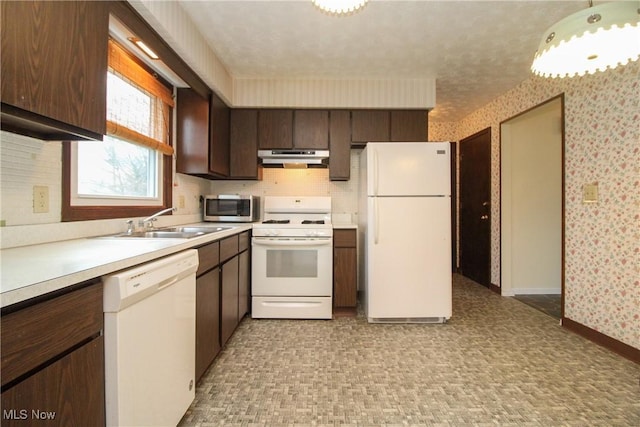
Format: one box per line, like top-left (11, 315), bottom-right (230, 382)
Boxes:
top-left (312, 0), bottom-right (369, 15)
top-left (531, 1), bottom-right (640, 78)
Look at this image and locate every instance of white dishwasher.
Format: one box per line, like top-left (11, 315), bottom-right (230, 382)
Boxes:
top-left (103, 249), bottom-right (198, 427)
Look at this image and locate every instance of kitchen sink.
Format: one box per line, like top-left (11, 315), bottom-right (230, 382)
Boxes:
top-left (104, 226), bottom-right (231, 239)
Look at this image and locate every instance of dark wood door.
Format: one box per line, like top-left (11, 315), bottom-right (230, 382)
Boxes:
top-left (459, 128), bottom-right (491, 287)
top-left (258, 109), bottom-right (293, 149)
top-left (329, 110), bottom-right (351, 181)
top-left (351, 110), bottom-right (390, 143)
top-left (176, 88), bottom-right (210, 176)
top-left (390, 110), bottom-right (428, 141)
top-left (221, 256), bottom-right (239, 346)
top-left (209, 92), bottom-right (230, 177)
top-left (293, 110), bottom-right (329, 149)
top-left (195, 268), bottom-right (220, 381)
top-left (1, 0), bottom-right (109, 140)
top-left (230, 109), bottom-right (260, 179)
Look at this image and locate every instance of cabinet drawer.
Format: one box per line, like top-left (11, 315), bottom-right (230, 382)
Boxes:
top-left (1, 282), bottom-right (103, 386)
top-left (197, 241), bottom-right (220, 276)
top-left (239, 231), bottom-right (250, 252)
top-left (333, 229), bottom-right (356, 248)
top-left (220, 235), bottom-right (239, 263)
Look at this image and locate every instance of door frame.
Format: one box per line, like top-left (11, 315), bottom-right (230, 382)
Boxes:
top-left (499, 94), bottom-right (565, 318)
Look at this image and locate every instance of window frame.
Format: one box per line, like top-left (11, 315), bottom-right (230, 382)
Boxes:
top-left (62, 142), bottom-right (173, 222)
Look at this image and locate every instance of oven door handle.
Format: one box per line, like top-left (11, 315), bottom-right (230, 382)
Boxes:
top-left (252, 239), bottom-right (332, 247)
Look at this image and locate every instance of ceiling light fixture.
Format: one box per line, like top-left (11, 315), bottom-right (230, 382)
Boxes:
top-left (312, 0), bottom-right (369, 15)
top-left (128, 37), bottom-right (160, 60)
top-left (531, 1), bottom-right (640, 78)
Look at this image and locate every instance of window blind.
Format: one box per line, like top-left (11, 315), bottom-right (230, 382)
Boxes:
top-left (107, 39), bottom-right (174, 156)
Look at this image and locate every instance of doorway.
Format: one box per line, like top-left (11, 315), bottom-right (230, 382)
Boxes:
top-left (459, 128), bottom-right (491, 287)
top-left (500, 96), bottom-right (564, 318)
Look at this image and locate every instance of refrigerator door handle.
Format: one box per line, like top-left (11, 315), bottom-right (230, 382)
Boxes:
top-left (373, 148), bottom-right (379, 196)
top-left (374, 197), bottom-right (380, 244)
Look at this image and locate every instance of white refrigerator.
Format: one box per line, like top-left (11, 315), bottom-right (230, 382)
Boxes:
top-left (358, 142), bottom-right (452, 323)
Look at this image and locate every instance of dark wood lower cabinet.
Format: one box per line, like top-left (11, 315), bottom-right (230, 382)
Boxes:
top-left (0, 281), bottom-right (104, 426)
top-left (333, 229), bottom-right (358, 316)
top-left (195, 232), bottom-right (250, 381)
top-left (195, 267), bottom-right (221, 381)
top-left (221, 256), bottom-right (240, 346)
top-left (1, 337), bottom-right (105, 427)
top-left (238, 250), bottom-right (250, 320)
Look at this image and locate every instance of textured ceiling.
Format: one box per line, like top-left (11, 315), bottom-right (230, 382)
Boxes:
top-left (178, 0), bottom-right (589, 122)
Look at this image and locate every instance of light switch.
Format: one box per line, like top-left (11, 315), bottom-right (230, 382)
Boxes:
top-left (582, 183), bottom-right (598, 204)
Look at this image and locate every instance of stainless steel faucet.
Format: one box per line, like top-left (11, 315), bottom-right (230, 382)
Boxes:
top-left (138, 207), bottom-right (176, 230)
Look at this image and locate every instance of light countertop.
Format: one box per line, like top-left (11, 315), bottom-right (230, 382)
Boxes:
top-left (0, 223), bottom-right (252, 308)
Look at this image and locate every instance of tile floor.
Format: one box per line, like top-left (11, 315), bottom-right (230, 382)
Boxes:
top-left (179, 274), bottom-right (640, 426)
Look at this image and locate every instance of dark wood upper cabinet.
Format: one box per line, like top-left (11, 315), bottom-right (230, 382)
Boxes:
top-left (210, 92), bottom-right (230, 177)
top-left (390, 110), bottom-right (428, 141)
top-left (176, 88), bottom-right (211, 176)
top-left (229, 109), bottom-right (261, 179)
top-left (0, 0), bottom-right (109, 141)
top-left (351, 110), bottom-right (390, 144)
top-left (293, 110), bottom-right (329, 149)
top-left (176, 88), bottom-right (230, 178)
top-left (258, 109), bottom-right (293, 149)
top-left (329, 110), bottom-right (351, 181)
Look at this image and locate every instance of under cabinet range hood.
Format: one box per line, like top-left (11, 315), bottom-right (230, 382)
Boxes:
top-left (258, 150), bottom-right (329, 168)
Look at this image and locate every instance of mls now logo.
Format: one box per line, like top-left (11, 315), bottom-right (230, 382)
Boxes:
top-left (3, 409), bottom-right (56, 420)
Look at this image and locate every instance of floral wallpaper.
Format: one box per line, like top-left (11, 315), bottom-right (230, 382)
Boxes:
top-left (430, 61), bottom-right (640, 350)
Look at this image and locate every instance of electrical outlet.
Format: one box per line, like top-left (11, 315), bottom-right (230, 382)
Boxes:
top-left (582, 183), bottom-right (598, 204)
top-left (179, 195), bottom-right (186, 209)
top-left (33, 185), bottom-right (49, 213)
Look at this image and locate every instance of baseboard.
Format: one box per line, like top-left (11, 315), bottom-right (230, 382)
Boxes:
top-left (562, 317), bottom-right (639, 364)
top-left (512, 287), bottom-right (562, 295)
top-left (489, 283), bottom-right (501, 294)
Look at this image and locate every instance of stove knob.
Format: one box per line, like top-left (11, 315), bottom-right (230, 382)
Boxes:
top-left (307, 230), bottom-right (317, 237)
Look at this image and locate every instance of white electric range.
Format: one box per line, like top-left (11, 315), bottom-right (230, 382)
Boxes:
top-left (251, 196), bottom-right (333, 319)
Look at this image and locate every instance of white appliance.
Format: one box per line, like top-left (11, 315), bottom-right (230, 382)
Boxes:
top-left (103, 250), bottom-right (198, 427)
top-left (359, 142), bottom-right (452, 323)
top-left (252, 196), bottom-right (333, 319)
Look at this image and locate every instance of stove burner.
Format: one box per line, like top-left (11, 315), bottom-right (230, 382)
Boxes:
top-left (262, 219), bottom-right (290, 224)
top-left (302, 220), bottom-right (325, 224)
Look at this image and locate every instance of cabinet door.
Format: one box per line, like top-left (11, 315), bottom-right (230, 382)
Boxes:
top-left (176, 88), bottom-right (210, 176)
top-left (230, 109), bottom-right (261, 179)
top-left (1, 337), bottom-right (104, 427)
top-left (334, 247), bottom-right (357, 308)
top-left (293, 110), bottom-right (329, 149)
top-left (333, 229), bottom-right (358, 311)
top-left (238, 250), bottom-right (250, 320)
top-left (195, 268), bottom-right (220, 381)
top-left (390, 110), bottom-right (428, 141)
top-left (351, 110), bottom-right (390, 144)
top-left (1, 1), bottom-right (109, 140)
top-left (210, 92), bottom-right (230, 177)
top-left (258, 109), bottom-right (293, 149)
top-left (221, 256), bottom-right (239, 346)
top-left (329, 110), bottom-right (351, 181)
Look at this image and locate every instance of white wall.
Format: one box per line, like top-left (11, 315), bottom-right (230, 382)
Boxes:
top-left (501, 99), bottom-right (562, 296)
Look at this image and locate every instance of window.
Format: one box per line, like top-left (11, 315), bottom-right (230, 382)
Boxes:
top-left (63, 39), bottom-right (174, 221)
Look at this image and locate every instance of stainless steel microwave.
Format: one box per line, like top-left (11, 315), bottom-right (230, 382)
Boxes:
top-left (203, 195), bottom-right (260, 222)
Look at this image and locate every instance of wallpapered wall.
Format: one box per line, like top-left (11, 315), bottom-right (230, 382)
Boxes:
top-left (429, 61), bottom-right (639, 350)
